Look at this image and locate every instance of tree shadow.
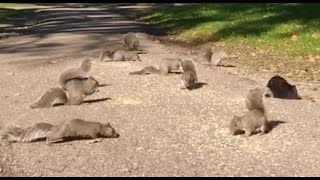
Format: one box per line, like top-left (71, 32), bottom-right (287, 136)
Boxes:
top-left (135, 3), bottom-right (320, 42)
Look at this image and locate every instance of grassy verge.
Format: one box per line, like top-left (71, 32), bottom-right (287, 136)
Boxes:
top-left (0, 3), bottom-right (35, 8)
top-left (134, 3), bottom-right (320, 57)
top-left (0, 3), bottom-right (36, 24)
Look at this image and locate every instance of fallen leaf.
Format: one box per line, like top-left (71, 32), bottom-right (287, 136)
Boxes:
top-left (291, 35), bottom-right (299, 41)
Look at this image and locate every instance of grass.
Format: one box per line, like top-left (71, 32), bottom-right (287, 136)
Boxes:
top-left (134, 3), bottom-right (320, 57)
top-left (0, 3), bottom-right (35, 8)
top-left (0, 4), bottom-right (36, 24)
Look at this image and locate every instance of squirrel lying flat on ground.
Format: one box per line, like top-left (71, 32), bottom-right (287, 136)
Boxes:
top-left (0, 119), bottom-right (119, 144)
top-left (99, 50), bottom-right (144, 62)
top-left (129, 58), bottom-right (182, 75)
top-left (46, 119), bottom-right (120, 144)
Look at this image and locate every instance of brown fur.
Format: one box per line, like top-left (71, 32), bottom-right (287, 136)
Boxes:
top-left (30, 87), bottom-right (68, 109)
top-left (59, 58), bottom-right (92, 90)
top-left (64, 76), bottom-right (100, 105)
top-left (0, 123), bottom-right (54, 144)
top-left (180, 59), bottom-right (198, 90)
top-left (122, 32), bottom-right (140, 51)
top-left (229, 87), bottom-right (273, 136)
top-left (46, 119), bottom-right (120, 144)
top-left (129, 58), bottom-right (182, 76)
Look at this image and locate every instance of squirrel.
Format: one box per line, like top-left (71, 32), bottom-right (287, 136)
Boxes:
top-left (128, 58), bottom-right (182, 75)
top-left (122, 32), bottom-right (140, 51)
top-left (0, 119), bottom-right (119, 144)
top-left (30, 76), bottom-right (99, 108)
top-left (99, 50), bottom-right (145, 62)
top-left (64, 76), bottom-right (100, 105)
top-left (100, 32), bottom-right (149, 62)
top-left (229, 87), bottom-right (273, 136)
top-left (179, 59), bottom-right (198, 90)
top-left (30, 87), bottom-right (68, 109)
top-left (200, 46), bottom-right (228, 66)
top-left (266, 75), bottom-right (301, 99)
top-left (128, 66), bottom-right (160, 75)
top-left (46, 118), bottom-right (120, 144)
top-left (59, 58), bottom-right (92, 90)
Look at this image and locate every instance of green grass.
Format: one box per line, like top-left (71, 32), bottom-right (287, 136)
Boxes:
top-left (0, 3), bottom-right (35, 8)
top-left (134, 3), bottom-right (320, 56)
top-left (0, 4), bottom-right (36, 24)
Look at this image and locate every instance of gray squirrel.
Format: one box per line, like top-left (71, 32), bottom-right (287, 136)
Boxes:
top-left (30, 76), bottom-right (100, 108)
top-left (129, 58), bottom-right (182, 75)
top-left (229, 87), bottom-right (273, 136)
top-left (59, 58), bottom-right (92, 90)
top-left (0, 119), bottom-right (119, 144)
top-left (179, 59), bottom-right (198, 90)
top-left (200, 46), bottom-right (228, 66)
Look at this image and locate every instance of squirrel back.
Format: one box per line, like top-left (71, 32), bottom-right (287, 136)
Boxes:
top-left (30, 87), bottom-right (68, 109)
top-left (59, 58), bottom-right (92, 89)
top-left (129, 66), bottom-right (160, 75)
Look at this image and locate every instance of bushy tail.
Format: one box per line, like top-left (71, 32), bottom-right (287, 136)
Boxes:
top-left (30, 87), bottom-right (68, 109)
top-left (245, 87), bottom-right (273, 113)
top-left (21, 123), bottom-right (54, 142)
top-left (80, 58), bottom-right (92, 73)
top-left (0, 123), bottom-right (54, 143)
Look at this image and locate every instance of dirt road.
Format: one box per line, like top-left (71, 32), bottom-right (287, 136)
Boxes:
top-left (0, 4), bottom-right (319, 177)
